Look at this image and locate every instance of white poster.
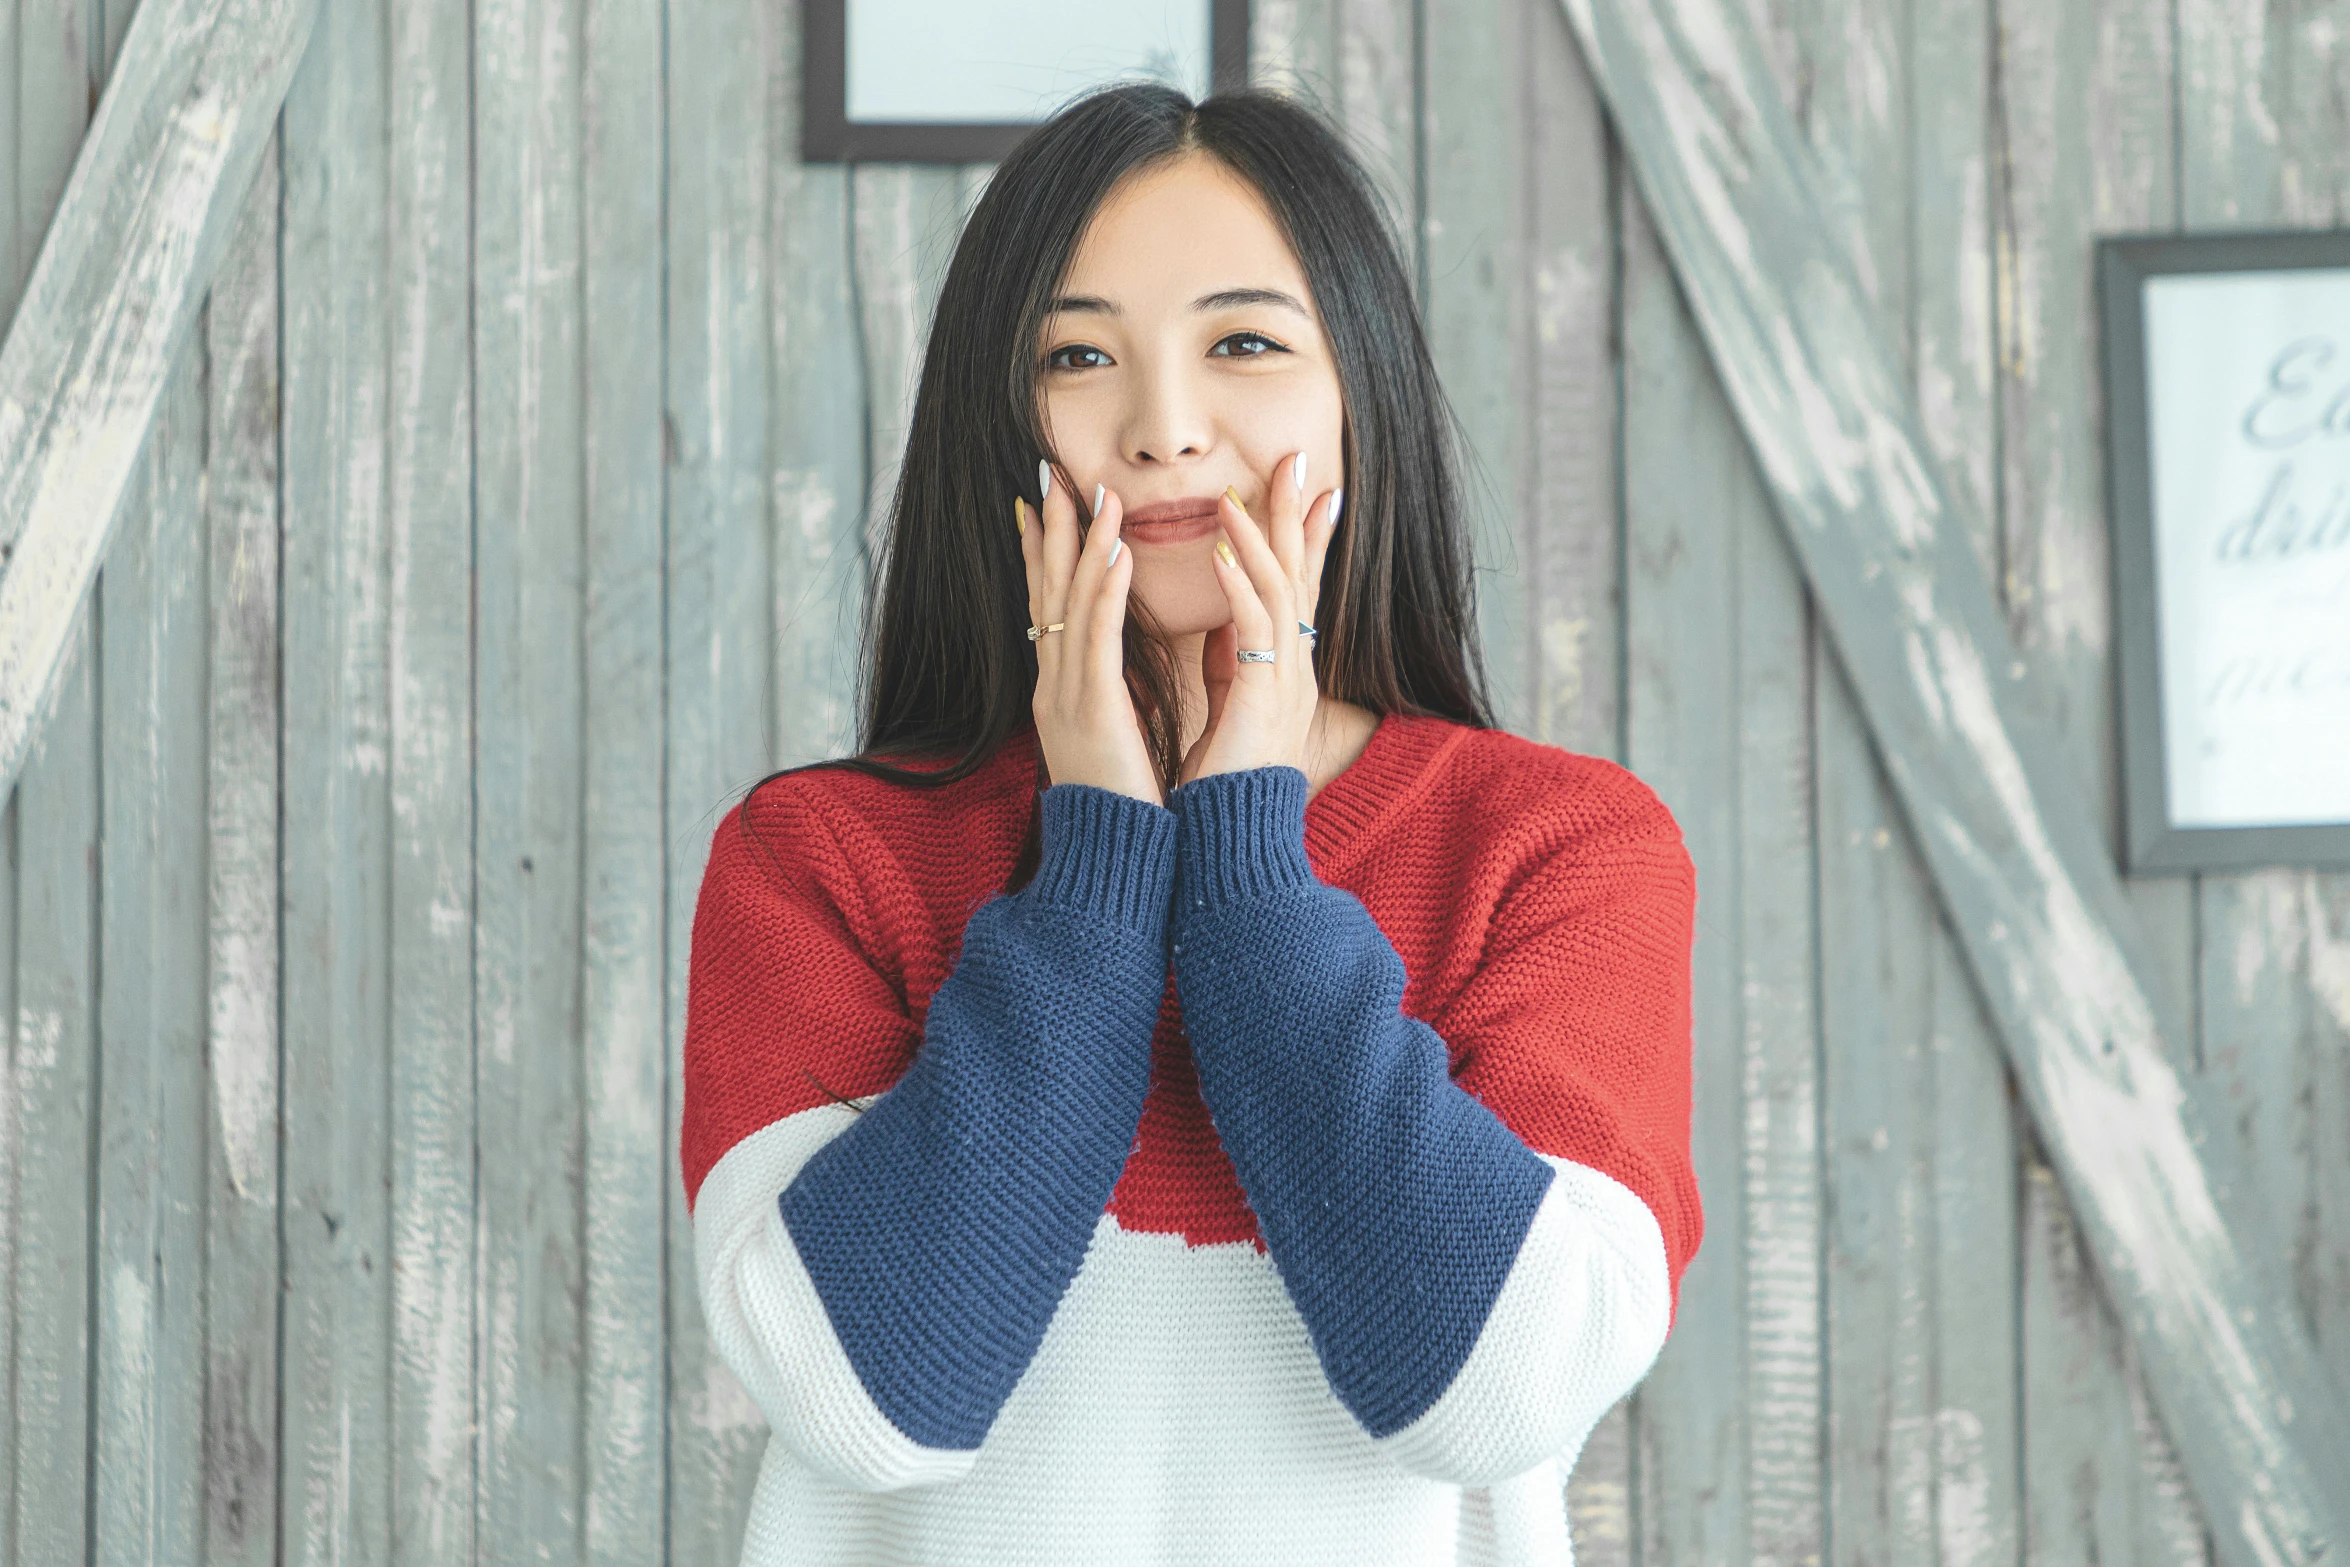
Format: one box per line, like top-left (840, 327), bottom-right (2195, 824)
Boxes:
top-left (2142, 269), bottom-right (2350, 829)
top-left (847, 0), bottom-right (1212, 125)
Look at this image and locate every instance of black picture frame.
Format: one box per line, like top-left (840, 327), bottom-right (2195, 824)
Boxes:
top-left (2096, 226), bottom-right (2350, 873)
top-left (802, 0), bottom-right (1250, 164)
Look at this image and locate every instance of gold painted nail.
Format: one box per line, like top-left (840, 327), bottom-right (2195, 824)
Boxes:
top-left (1015, 496), bottom-right (1026, 536)
top-left (1215, 538), bottom-right (1237, 567)
top-left (1224, 485), bottom-right (1250, 521)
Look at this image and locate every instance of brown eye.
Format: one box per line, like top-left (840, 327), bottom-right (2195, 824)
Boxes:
top-left (1048, 344), bottom-right (1112, 370)
top-left (1210, 331), bottom-right (1288, 358)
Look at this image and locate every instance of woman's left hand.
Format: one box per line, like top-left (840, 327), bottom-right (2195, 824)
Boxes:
top-left (1179, 450), bottom-right (1344, 785)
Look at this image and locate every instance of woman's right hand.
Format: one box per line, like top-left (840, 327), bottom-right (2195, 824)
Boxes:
top-left (1020, 461), bottom-right (1160, 805)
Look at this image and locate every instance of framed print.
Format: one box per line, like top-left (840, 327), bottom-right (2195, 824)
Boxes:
top-left (2098, 228), bottom-right (2350, 873)
top-left (803, 0), bottom-right (1251, 163)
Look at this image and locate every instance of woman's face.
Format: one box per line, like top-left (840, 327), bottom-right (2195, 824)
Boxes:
top-left (1038, 151), bottom-right (1346, 638)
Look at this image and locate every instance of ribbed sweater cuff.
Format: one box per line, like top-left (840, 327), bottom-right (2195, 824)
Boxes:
top-left (1171, 766), bottom-right (1318, 907)
top-left (1028, 784), bottom-right (1178, 933)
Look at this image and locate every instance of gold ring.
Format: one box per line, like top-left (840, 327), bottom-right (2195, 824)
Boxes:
top-left (1026, 622), bottom-right (1066, 641)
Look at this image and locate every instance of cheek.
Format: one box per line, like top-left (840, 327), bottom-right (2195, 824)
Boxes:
top-left (1040, 383), bottom-right (1121, 471)
top-left (1227, 373), bottom-right (1345, 478)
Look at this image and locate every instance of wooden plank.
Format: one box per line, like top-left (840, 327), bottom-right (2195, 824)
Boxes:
top-left (770, 0), bottom-right (867, 771)
top-left (198, 132), bottom-right (284, 1567)
top-left (1560, 0), bottom-right (2350, 1561)
top-left (1525, 0), bottom-right (1619, 759)
top-left (382, 5), bottom-right (476, 1560)
top-left (664, 0), bottom-right (780, 1558)
top-left (2019, 1157), bottom-right (2206, 1567)
top-left (1423, 0), bottom-right (1531, 736)
top-left (1986, 0), bottom-right (2212, 1559)
top-left (1618, 175), bottom-right (1752, 1567)
top-left (1618, 18), bottom-right (1827, 1565)
top-left (1906, 0), bottom-right (2024, 1557)
top-left (1799, 0), bottom-right (1944, 1545)
top-left (1, 2), bottom-right (102, 1559)
top-left (1778, 0), bottom-right (2025, 1562)
top-left (92, 331), bottom-right (210, 1567)
top-left (7, 601), bottom-right (98, 1567)
top-left (1732, 402), bottom-right (1826, 1567)
top-left (0, 0), bottom-right (319, 805)
top-left (473, 0), bottom-right (589, 1557)
top-left (849, 162), bottom-right (969, 563)
top-left (1335, 0), bottom-right (1417, 275)
top-left (278, 0), bottom-right (396, 1556)
top-left (99, 0), bottom-right (140, 78)
top-left (579, 0), bottom-right (669, 1559)
top-left (90, 23), bottom-right (206, 1567)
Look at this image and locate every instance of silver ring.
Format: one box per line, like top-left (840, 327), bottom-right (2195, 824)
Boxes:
top-left (1298, 620), bottom-right (1318, 644)
top-left (1236, 648), bottom-right (1277, 664)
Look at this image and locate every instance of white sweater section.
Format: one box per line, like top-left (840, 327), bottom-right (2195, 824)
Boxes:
top-left (694, 1102), bottom-right (1672, 1566)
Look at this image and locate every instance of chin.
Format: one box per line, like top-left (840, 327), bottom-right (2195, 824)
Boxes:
top-left (1129, 585), bottom-right (1235, 637)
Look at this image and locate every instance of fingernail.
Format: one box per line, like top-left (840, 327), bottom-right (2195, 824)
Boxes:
top-left (1295, 453), bottom-right (1307, 494)
top-left (1224, 485), bottom-right (1250, 520)
top-left (1038, 458), bottom-right (1051, 502)
top-left (1015, 496), bottom-right (1026, 536)
top-left (1094, 482), bottom-right (1105, 514)
top-left (1330, 488), bottom-right (1344, 526)
top-left (1215, 538), bottom-right (1236, 567)
top-left (1108, 538), bottom-right (1123, 567)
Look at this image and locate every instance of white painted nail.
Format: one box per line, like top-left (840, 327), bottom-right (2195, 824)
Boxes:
top-left (1330, 488), bottom-right (1344, 525)
top-left (1094, 482), bottom-right (1105, 514)
top-left (1295, 452), bottom-right (1308, 493)
top-left (1108, 538), bottom-right (1123, 567)
top-left (1038, 458), bottom-right (1051, 502)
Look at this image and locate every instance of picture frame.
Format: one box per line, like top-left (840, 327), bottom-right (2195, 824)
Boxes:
top-left (2097, 227), bottom-right (2350, 873)
top-left (803, 0), bottom-right (1251, 164)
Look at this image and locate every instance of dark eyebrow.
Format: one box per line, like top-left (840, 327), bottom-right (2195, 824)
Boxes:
top-left (1042, 288), bottom-right (1311, 317)
top-left (1193, 287), bottom-right (1309, 315)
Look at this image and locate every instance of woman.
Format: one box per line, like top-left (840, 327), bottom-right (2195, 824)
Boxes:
top-left (681, 82), bottom-right (1701, 1565)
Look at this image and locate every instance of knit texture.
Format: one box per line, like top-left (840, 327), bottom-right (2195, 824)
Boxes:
top-left (682, 711), bottom-right (1703, 1565)
top-left (777, 782), bottom-right (1175, 1450)
top-left (1167, 763), bottom-right (1557, 1440)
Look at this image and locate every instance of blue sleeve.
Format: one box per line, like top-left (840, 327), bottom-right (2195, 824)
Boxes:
top-left (777, 782), bottom-right (1175, 1453)
top-left (1166, 765), bottom-right (1555, 1441)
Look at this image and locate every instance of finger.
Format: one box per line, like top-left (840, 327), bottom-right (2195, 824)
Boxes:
top-left (1017, 494), bottom-right (1044, 630)
top-left (1038, 458), bottom-right (1080, 626)
top-left (1211, 503), bottom-right (1281, 665)
top-left (1217, 490), bottom-right (1292, 645)
top-left (1182, 625), bottom-right (1237, 784)
top-left (1076, 486), bottom-right (1131, 686)
top-left (1269, 450), bottom-right (1309, 577)
top-left (1202, 623), bottom-right (1236, 719)
top-left (1300, 485), bottom-right (1341, 626)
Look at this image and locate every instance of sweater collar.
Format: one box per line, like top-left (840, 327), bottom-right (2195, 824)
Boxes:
top-left (1302, 710), bottom-right (1472, 874)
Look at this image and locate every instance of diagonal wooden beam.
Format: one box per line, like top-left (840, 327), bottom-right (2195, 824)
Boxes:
top-left (1560, 2), bottom-right (2350, 1562)
top-left (0, 0), bottom-right (319, 802)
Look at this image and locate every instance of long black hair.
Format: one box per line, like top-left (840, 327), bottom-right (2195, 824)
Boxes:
top-left (763, 82), bottom-right (1492, 825)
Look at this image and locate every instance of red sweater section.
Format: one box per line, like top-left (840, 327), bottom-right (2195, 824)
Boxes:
top-left (679, 711), bottom-right (1705, 1316)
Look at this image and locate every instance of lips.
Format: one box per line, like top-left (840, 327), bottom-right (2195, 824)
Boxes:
top-left (1120, 495), bottom-right (1225, 545)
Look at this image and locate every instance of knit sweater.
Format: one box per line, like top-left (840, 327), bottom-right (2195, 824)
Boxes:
top-left (682, 710), bottom-right (1702, 1566)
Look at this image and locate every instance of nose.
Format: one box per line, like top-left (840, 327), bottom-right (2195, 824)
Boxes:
top-left (1122, 359), bottom-right (1212, 467)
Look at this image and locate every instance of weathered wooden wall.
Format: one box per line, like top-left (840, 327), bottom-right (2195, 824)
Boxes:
top-left (0, 0), bottom-right (2343, 1561)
